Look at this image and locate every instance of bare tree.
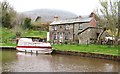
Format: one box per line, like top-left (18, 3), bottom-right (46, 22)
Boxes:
top-left (97, 0), bottom-right (119, 44)
top-left (99, 0), bottom-right (119, 36)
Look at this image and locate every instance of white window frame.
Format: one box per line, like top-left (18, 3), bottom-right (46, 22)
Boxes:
top-left (79, 24), bottom-right (83, 30)
top-left (54, 26), bottom-right (57, 31)
top-left (65, 33), bottom-right (68, 40)
top-left (65, 25), bottom-right (69, 30)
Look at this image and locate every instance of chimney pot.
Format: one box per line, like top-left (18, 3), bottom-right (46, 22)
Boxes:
top-left (89, 12), bottom-right (95, 18)
top-left (54, 16), bottom-right (58, 21)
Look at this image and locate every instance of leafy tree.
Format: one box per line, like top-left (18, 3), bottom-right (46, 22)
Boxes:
top-left (23, 17), bottom-right (32, 30)
top-left (0, 1), bottom-right (16, 28)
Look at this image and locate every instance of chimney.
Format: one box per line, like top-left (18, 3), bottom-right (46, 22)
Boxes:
top-left (54, 16), bottom-right (58, 21)
top-left (89, 12), bottom-right (96, 18)
top-left (79, 16), bottom-right (82, 18)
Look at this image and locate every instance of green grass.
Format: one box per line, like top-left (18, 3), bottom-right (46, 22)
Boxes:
top-left (0, 43), bottom-right (16, 47)
top-left (0, 27), bottom-right (47, 46)
top-left (22, 30), bottom-right (47, 38)
top-left (52, 44), bottom-right (120, 56)
top-left (0, 28), bottom-right (16, 43)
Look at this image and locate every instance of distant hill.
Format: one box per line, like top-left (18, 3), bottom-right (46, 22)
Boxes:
top-left (22, 9), bottom-right (77, 22)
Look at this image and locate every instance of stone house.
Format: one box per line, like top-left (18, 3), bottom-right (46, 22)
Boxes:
top-left (49, 13), bottom-right (103, 44)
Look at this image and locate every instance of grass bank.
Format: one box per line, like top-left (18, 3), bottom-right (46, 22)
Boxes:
top-left (0, 43), bottom-right (16, 47)
top-left (0, 27), bottom-right (47, 46)
top-left (52, 44), bottom-right (120, 56)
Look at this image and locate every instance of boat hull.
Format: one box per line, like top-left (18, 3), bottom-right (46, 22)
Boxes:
top-left (16, 46), bottom-right (52, 54)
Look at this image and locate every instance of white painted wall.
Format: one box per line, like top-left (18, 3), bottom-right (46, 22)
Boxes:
top-left (47, 32), bottom-right (50, 41)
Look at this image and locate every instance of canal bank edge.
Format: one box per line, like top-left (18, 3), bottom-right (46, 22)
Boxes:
top-left (52, 50), bottom-right (120, 61)
top-left (0, 46), bottom-right (120, 61)
top-left (0, 46), bottom-right (16, 50)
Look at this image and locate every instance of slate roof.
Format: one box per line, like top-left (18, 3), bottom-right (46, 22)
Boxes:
top-left (50, 17), bottom-right (93, 25)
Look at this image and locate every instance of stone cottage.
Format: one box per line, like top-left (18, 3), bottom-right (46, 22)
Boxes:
top-left (49, 13), bottom-right (103, 44)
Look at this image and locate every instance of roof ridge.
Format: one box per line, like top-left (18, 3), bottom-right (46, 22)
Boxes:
top-left (50, 17), bottom-right (93, 25)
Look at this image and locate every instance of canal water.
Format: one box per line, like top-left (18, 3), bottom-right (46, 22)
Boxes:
top-left (1, 50), bottom-right (119, 72)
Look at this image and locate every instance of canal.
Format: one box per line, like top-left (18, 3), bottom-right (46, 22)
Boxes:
top-left (1, 50), bottom-right (119, 72)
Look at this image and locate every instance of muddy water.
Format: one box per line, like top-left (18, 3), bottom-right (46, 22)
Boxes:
top-left (1, 50), bottom-right (119, 72)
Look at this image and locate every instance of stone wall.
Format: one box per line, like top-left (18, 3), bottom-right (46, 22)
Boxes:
top-left (74, 23), bottom-right (90, 35)
top-left (49, 24), bottom-right (74, 43)
top-left (78, 28), bottom-right (96, 44)
top-left (49, 18), bottom-right (97, 44)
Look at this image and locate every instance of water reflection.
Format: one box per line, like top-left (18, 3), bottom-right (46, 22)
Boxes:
top-left (2, 50), bottom-right (119, 72)
top-left (50, 54), bottom-right (118, 72)
top-left (2, 50), bottom-right (17, 63)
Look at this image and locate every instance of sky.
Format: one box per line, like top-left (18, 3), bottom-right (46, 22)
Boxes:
top-left (0, 0), bottom-right (100, 15)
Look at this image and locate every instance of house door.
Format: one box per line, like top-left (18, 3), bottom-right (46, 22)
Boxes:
top-left (59, 33), bottom-right (63, 43)
top-left (78, 37), bottom-right (82, 44)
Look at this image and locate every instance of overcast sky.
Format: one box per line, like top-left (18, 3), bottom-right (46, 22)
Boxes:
top-left (0, 0), bottom-right (100, 15)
